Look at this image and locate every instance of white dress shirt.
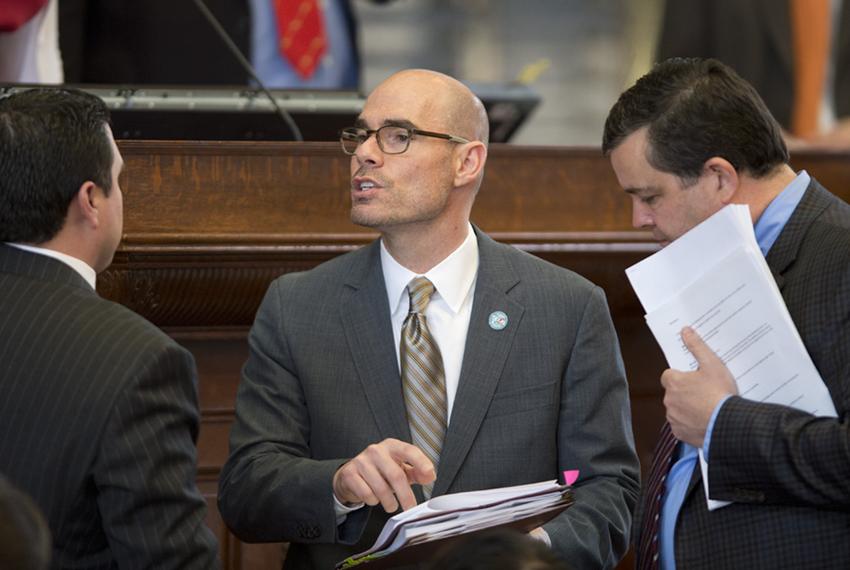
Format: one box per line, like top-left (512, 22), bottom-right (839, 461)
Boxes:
top-left (333, 224), bottom-right (479, 521)
top-left (380, 224), bottom-right (479, 422)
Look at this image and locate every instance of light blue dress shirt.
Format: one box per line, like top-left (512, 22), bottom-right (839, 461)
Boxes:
top-left (248, 0), bottom-right (358, 89)
top-left (658, 170), bottom-right (811, 569)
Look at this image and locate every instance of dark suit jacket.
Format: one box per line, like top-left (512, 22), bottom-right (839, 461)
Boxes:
top-left (219, 229), bottom-right (640, 569)
top-left (59, 0), bottom-right (252, 84)
top-left (634, 179), bottom-right (850, 568)
top-left (0, 245), bottom-right (219, 569)
top-left (657, 0), bottom-right (850, 130)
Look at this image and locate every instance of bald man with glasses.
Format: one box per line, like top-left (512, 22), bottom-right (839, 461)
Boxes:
top-left (219, 69), bottom-right (639, 570)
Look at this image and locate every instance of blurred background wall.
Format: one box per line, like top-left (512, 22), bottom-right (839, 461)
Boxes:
top-left (355, 0), bottom-right (663, 145)
top-left (4, 0), bottom-right (665, 145)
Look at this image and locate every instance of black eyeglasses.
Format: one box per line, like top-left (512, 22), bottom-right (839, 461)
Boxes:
top-left (340, 125), bottom-right (470, 155)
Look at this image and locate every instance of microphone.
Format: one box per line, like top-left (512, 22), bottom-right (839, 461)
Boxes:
top-left (191, 0), bottom-right (303, 141)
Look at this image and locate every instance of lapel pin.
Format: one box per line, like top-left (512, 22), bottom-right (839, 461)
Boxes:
top-left (488, 310), bottom-right (508, 331)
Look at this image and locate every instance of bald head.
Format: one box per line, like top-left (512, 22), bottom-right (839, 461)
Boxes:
top-left (349, 69), bottom-right (490, 254)
top-left (370, 69), bottom-right (489, 144)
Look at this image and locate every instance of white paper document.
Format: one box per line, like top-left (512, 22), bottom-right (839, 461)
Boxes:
top-left (626, 205), bottom-right (837, 510)
top-left (336, 479), bottom-right (572, 568)
top-left (626, 205), bottom-right (757, 314)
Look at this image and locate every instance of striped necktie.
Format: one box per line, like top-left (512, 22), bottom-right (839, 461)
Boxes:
top-left (401, 277), bottom-right (447, 498)
top-left (637, 421), bottom-right (678, 570)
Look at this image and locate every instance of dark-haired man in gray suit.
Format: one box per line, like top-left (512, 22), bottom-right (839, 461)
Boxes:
top-left (0, 88), bottom-right (219, 568)
top-left (604, 57), bottom-right (850, 569)
top-left (219, 69), bottom-right (639, 569)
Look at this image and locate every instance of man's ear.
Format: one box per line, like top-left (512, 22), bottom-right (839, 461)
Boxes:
top-left (72, 181), bottom-right (101, 229)
top-left (453, 142), bottom-right (487, 188)
top-left (702, 157), bottom-right (739, 204)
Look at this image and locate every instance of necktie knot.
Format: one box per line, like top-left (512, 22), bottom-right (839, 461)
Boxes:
top-left (407, 277), bottom-right (436, 315)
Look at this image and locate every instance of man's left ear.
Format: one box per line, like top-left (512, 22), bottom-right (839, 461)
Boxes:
top-left (703, 157), bottom-right (739, 204)
top-left (453, 142), bottom-right (487, 188)
top-left (74, 181), bottom-right (101, 229)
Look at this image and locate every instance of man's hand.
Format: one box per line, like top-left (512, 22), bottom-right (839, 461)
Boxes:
top-left (332, 438), bottom-right (435, 513)
top-left (661, 327), bottom-right (738, 448)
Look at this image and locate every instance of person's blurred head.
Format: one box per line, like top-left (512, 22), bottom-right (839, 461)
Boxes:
top-left (0, 476), bottom-right (51, 570)
top-left (602, 58), bottom-right (789, 244)
top-left (0, 88), bottom-right (125, 271)
top-left (344, 69), bottom-right (489, 235)
top-left (427, 529), bottom-right (571, 570)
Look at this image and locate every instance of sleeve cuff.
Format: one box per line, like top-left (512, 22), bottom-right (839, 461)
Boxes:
top-left (529, 527), bottom-right (552, 547)
top-left (703, 394), bottom-right (733, 460)
top-left (334, 493), bottom-right (365, 526)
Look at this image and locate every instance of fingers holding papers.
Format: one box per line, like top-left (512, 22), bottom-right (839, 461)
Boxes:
top-left (661, 327), bottom-right (738, 448)
top-left (332, 438), bottom-right (436, 513)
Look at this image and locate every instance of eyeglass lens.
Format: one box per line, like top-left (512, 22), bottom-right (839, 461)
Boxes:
top-left (341, 126), bottom-right (411, 155)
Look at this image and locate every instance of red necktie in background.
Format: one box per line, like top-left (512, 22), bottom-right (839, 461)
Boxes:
top-left (273, 0), bottom-right (327, 79)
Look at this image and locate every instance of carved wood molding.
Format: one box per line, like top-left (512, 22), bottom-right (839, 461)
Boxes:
top-left (98, 234), bottom-right (655, 327)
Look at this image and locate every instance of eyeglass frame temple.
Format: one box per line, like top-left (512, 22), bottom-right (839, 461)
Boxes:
top-left (409, 128), bottom-right (470, 144)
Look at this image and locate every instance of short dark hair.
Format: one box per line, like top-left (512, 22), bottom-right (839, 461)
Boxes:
top-left (0, 476), bottom-right (51, 570)
top-left (0, 88), bottom-right (113, 243)
top-left (428, 529), bottom-right (571, 570)
top-left (602, 57), bottom-right (788, 184)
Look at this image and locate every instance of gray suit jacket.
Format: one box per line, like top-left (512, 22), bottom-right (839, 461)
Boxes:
top-left (219, 229), bottom-right (639, 569)
top-left (0, 244), bottom-right (219, 569)
top-left (635, 179), bottom-right (850, 568)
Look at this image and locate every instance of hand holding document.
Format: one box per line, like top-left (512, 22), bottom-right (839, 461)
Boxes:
top-left (336, 479), bottom-right (573, 569)
top-left (626, 205), bottom-right (837, 510)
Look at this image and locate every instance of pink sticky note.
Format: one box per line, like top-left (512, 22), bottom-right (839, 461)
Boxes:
top-left (563, 470), bottom-right (580, 486)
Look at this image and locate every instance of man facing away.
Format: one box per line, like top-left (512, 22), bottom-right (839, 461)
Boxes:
top-left (603, 57), bottom-right (850, 569)
top-left (219, 69), bottom-right (640, 569)
top-left (0, 88), bottom-right (219, 569)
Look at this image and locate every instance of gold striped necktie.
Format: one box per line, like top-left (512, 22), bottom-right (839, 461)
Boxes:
top-left (401, 276), bottom-right (447, 498)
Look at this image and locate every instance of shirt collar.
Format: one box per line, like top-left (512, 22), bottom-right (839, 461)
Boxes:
top-left (381, 223), bottom-right (479, 317)
top-left (753, 170), bottom-right (810, 256)
top-left (6, 243), bottom-right (97, 289)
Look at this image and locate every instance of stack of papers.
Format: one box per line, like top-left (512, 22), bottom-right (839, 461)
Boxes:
top-left (336, 480), bottom-right (573, 569)
top-left (626, 205), bottom-right (837, 509)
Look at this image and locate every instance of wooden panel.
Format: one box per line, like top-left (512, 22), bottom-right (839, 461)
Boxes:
top-left (101, 141), bottom-right (850, 570)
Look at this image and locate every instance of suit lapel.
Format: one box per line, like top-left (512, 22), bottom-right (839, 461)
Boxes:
top-left (683, 454), bottom-right (704, 501)
top-left (339, 242), bottom-right (411, 442)
top-left (433, 230), bottom-right (525, 495)
top-left (765, 179), bottom-right (831, 281)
